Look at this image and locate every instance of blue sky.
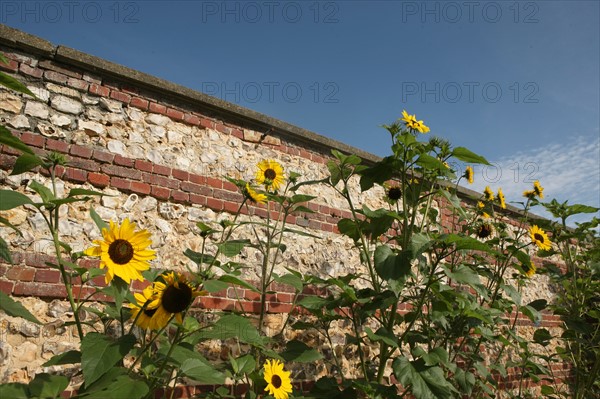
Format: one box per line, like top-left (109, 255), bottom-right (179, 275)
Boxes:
top-left (2, 0), bottom-right (599, 223)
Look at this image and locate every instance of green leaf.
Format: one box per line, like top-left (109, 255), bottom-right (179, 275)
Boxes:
top-left (365, 327), bottom-right (398, 348)
top-left (42, 350), bottom-right (81, 367)
top-left (29, 180), bottom-right (55, 203)
top-left (533, 328), bottom-right (553, 346)
top-left (0, 383), bottom-right (29, 399)
top-left (180, 358), bottom-right (226, 384)
top-left (540, 385), bottom-right (556, 395)
top-left (81, 332), bottom-right (136, 386)
top-left (527, 299), bottom-right (548, 311)
top-left (0, 236), bottom-right (13, 264)
top-left (80, 368), bottom-right (149, 399)
top-left (89, 207), bottom-right (108, 231)
top-left (298, 295), bottom-right (329, 311)
top-left (441, 234), bottom-right (496, 253)
top-left (0, 70), bottom-right (35, 97)
top-left (290, 194), bottom-right (317, 204)
top-left (219, 274), bottom-right (259, 292)
top-left (280, 340), bottom-right (324, 363)
top-left (273, 273), bottom-right (303, 292)
top-left (392, 357), bottom-right (456, 399)
top-left (0, 190), bottom-right (34, 210)
top-left (412, 347), bottom-right (449, 367)
top-left (28, 373), bottom-right (69, 399)
top-left (0, 126), bottom-right (34, 155)
top-left (231, 354), bottom-right (256, 375)
top-left (520, 305), bottom-right (541, 324)
top-left (68, 188), bottom-right (106, 197)
top-left (218, 239), bottom-right (251, 257)
top-left (0, 290), bottom-right (42, 324)
top-left (451, 147), bottom-right (490, 165)
top-left (10, 153), bottom-right (44, 175)
top-left (358, 156), bottom-right (396, 191)
top-left (203, 279), bottom-right (229, 293)
top-left (374, 245), bottom-right (411, 294)
top-left (198, 314), bottom-right (266, 346)
top-left (337, 218), bottom-right (361, 242)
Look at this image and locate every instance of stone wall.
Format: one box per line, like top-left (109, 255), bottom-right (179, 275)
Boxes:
top-left (0, 25), bottom-right (568, 394)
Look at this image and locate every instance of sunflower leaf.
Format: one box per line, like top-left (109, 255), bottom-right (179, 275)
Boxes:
top-left (81, 333), bottom-right (136, 386)
top-left (10, 153), bottom-right (44, 176)
top-left (0, 290), bottom-right (42, 324)
top-left (0, 190), bottom-right (34, 210)
top-left (180, 359), bottom-right (226, 384)
top-left (89, 207), bottom-right (109, 231)
top-left (280, 340), bottom-right (324, 363)
top-left (451, 147), bottom-right (490, 165)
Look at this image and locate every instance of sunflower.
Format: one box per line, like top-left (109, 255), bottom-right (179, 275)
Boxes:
top-left (533, 180), bottom-right (544, 199)
top-left (401, 110), bottom-right (430, 133)
top-left (263, 359), bottom-right (293, 399)
top-left (483, 186), bottom-right (495, 201)
top-left (497, 188), bottom-right (506, 209)
top-left (130, 284), bottom-right (160, 330)
top-left (84, 218), bottom-right (155, 284)
top-left (150, 272), bottom-right (203, 328)
top-left (383, 182), bottom-right (402, 204)
top-left (529, 225), bottom-right (551, 251)
top-left (256, 159), bottom-right (285, 191)
top-left (244, 183), bottom-right (267, 204)
top-left (464, 166), bottom-right (474, 184)
top-left (476, 222), bottom-right (493, 239)
top-left (523, 189), bottom-right (535, 199)
top-left (522, 261), bottom-right (536, 278)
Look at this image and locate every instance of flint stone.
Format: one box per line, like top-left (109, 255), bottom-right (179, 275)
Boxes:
top-left (50, 95), bottom-right (83, 115)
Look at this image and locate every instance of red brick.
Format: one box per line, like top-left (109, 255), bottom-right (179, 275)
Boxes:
top-left (199, 297), bottom-right (235, 311)
top-left (6, 266), bottom-right (36, 281)
top-left (130, 181), bottom-right (151, 195)
top-left (0, 280), bottom-right (14, 295)
top-left (214, 190), bottom-right (243, 202)
top-left (276, 293), bottom-right (295, 302)
top-left (207, 177), bottom-right (222, 189)
top-left (114, 155), bottom-right (135, 167)
top-left (151, 186), bottom-right (170, 200)
top-left (183, 113), bottom-right (200, 125)
top-left (45, 138), bottom-right (69, 153)
top-left (243, 290), bottom-right (261, 301)
top-left (189, 174), bottom-right (206, 185)
top-left (69, 144), bottom-right (92, 158)
top-left (64, 167), bottom-right (87, 183)
top-left (172, 168), bottom-right (189, 181)
top-left (189, 194), bottom-right (206, 206)
top-left (89, 84), bottom-right (110, 97)
top-left (237, 301), bottom-right (262, 313)
top-left (223, 201), bottom-right (240, 214)
top-left (19, 63), bottom-right (43, 78)
top-left (0, 58), bottom-right (18, 72)
top-left (170, 190), bottom-right (189, 203)
top-left (231, 128), bottom-right (243, 139)
top-left (181, 181), bottom-right (210, 195)
top-left (148, 102), bottom-right (167, 114)
top-left (215, 123), bottom-right (229, 134)
top-left (13, 282), bottom-right (66, 298)
top-left (68, 158), bottom-right (100, 172)
top-left (199, 118), bottom-right (214, 129)
top-left (166, 108), bottom-right (184, 121)
top-left (267, 302), bottom-right (292, 313)
top-left (120, 85), bottom-right (138, 95)
top-left (92, 150), bottom-right (114, 163)
top-left (88, 172), bottom-right (110, 188)
top-left (142, 173), bottom-right (179, 189)
top-left (206, 197), bottom-right (223, 211)
top-left (44, 70), bottom-right (68, 84)
top-left (110, 90), bottom-right (131, 103)
top-left (300, 149), bottom-right (311, 159)
top-left (134, 159), bottom-right (153, 172)
top-left (111, 177), bottom-right (131, 191)
top-left (20, 132), bottom-right (45, 148)
top-left (35, 269), bottom-right (61, 283)
top-left (67, 77), bottom-right (89, 91)
top-left (153, 164), bottom-right (171, 176)
top-left (38, 60), bottom-right (82, 78)
top-left (101, 164), bottom-right (141, 180)
top-left (222, 181), bottom-right (238, 192)
top-left (130, 97), bottom-right (149, 110)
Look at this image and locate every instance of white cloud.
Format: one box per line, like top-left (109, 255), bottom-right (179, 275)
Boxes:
top-left (468, 136), bottom-right (599, 226)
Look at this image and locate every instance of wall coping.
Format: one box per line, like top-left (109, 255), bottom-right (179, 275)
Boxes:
top-left (0, 24), bottom-right (548, 223)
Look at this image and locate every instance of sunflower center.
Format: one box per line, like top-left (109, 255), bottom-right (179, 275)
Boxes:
top-left (264, 168), bottom-right (276, 180)
top-left (478, 224), bottom-right (492, 238)
top-left (534, 233), bottom-right (545, 243)
top-left (108, 239), bottom-right (134, 264)
top-left (271, 374), bottom-right (282, 389)
top-left (162, 283), bottom-right (193, 313)
top-left (143, 307), bottom-right (157, 317)
top-left (387, 188), bottom-right (402, 201)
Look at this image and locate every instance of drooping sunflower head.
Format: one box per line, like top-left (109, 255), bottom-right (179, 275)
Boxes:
top-left (263, 359), bottom-right (293, 399)
top-left (523, 189), bottom-right (535, 199)
top-left (497, 188), bottom-right (506, 209)
top-left (533, 180), bottom-right (544, 199)
top-left (464, 166), bottom-right (474, 184)
top-left (400, 110), bottom-right (430, 133)
top-left (83, 218), bottom-right (155, 284)
top-left (521, 261), bottom-right (536, 278)
top-left (151, 272), bottom-right (203, 327)
top-left (256, 159), bottom-right (285, 191)
top-left (529, 225), bottom-right (551, 251)
top-left (130, 284), bottom-right (160, 330)
top-left (244, 183), bottom-right (267, 204)
top-left (476, 222), bottom-right (494, 239)
top-left (383, 182), bottom-right (402, 204)
top-left (483, 186), bottom-right (495, 202)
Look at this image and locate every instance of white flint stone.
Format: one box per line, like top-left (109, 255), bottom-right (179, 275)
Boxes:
top-left (94, 206), bottom-right (117, 221)
top-left (24, 101), bottom-right (49, 119)
top-left (155, 218), bottom-right (172, 234)
top-left (128, 131), bottom-right (144, 143)
top-left (146, 149), bottom-right (164, 164)
top-left (0, 341), bottom-right (12, 366)
top-left (107, 139), bottom-right (127, 156)
top-left (27, 212), bottom-right (46, 231)
top-left (33, 238), bottom-right (55, 255)
top-left (50, 95), bottom-right (83, 114)
top-left (209, 130), bottom-right (220, 141)
top-left (126, 108), bottom-right (144, 121)
top-left (8, 114), bottom-right (30, 129)
top-left (82, 94), bottom-right (99, 105)
top-left (99, 97), bottom-right (122, 113)
top-left (86, 108), bottom-right (105, 121)
top-left (200, 152), bottom-right (218, 163)
top-left (27, 86), bottom-right (50, 101)
top-left (107, 127), bottom-right (123, 139)
top-left (138, 196), bottom-right (157, 212)
top-left (16, 342), bottom-right (37, 363)
top-left (106, 113), bottom-right (125, 124)
top-left (175, 157), bottom-right (191, 170)
top-left (129, 121), bottom-right (145, 133)
top-left (145, 113), bottom-right (171, 126)
top-left (167, 130), bottom-right (182, 144)
top-left (12, 229), bottom-right (34, 248)
top-left (101, 193), bottom-right (121, 209)
top-left (46, 83), bottom-right (79, 98)
top-left (37, 122), bottom-right (64, 138)
top-left (0, 94), bottom-right (22, 113)
top-left (149, 125), bottom-right (166, 138)
top-left (128, 144), bottom-right (145, 158)
top-left (50, 113), bottom-right (72, 127)
top-left (188, 207), bottom-right (215, 222)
